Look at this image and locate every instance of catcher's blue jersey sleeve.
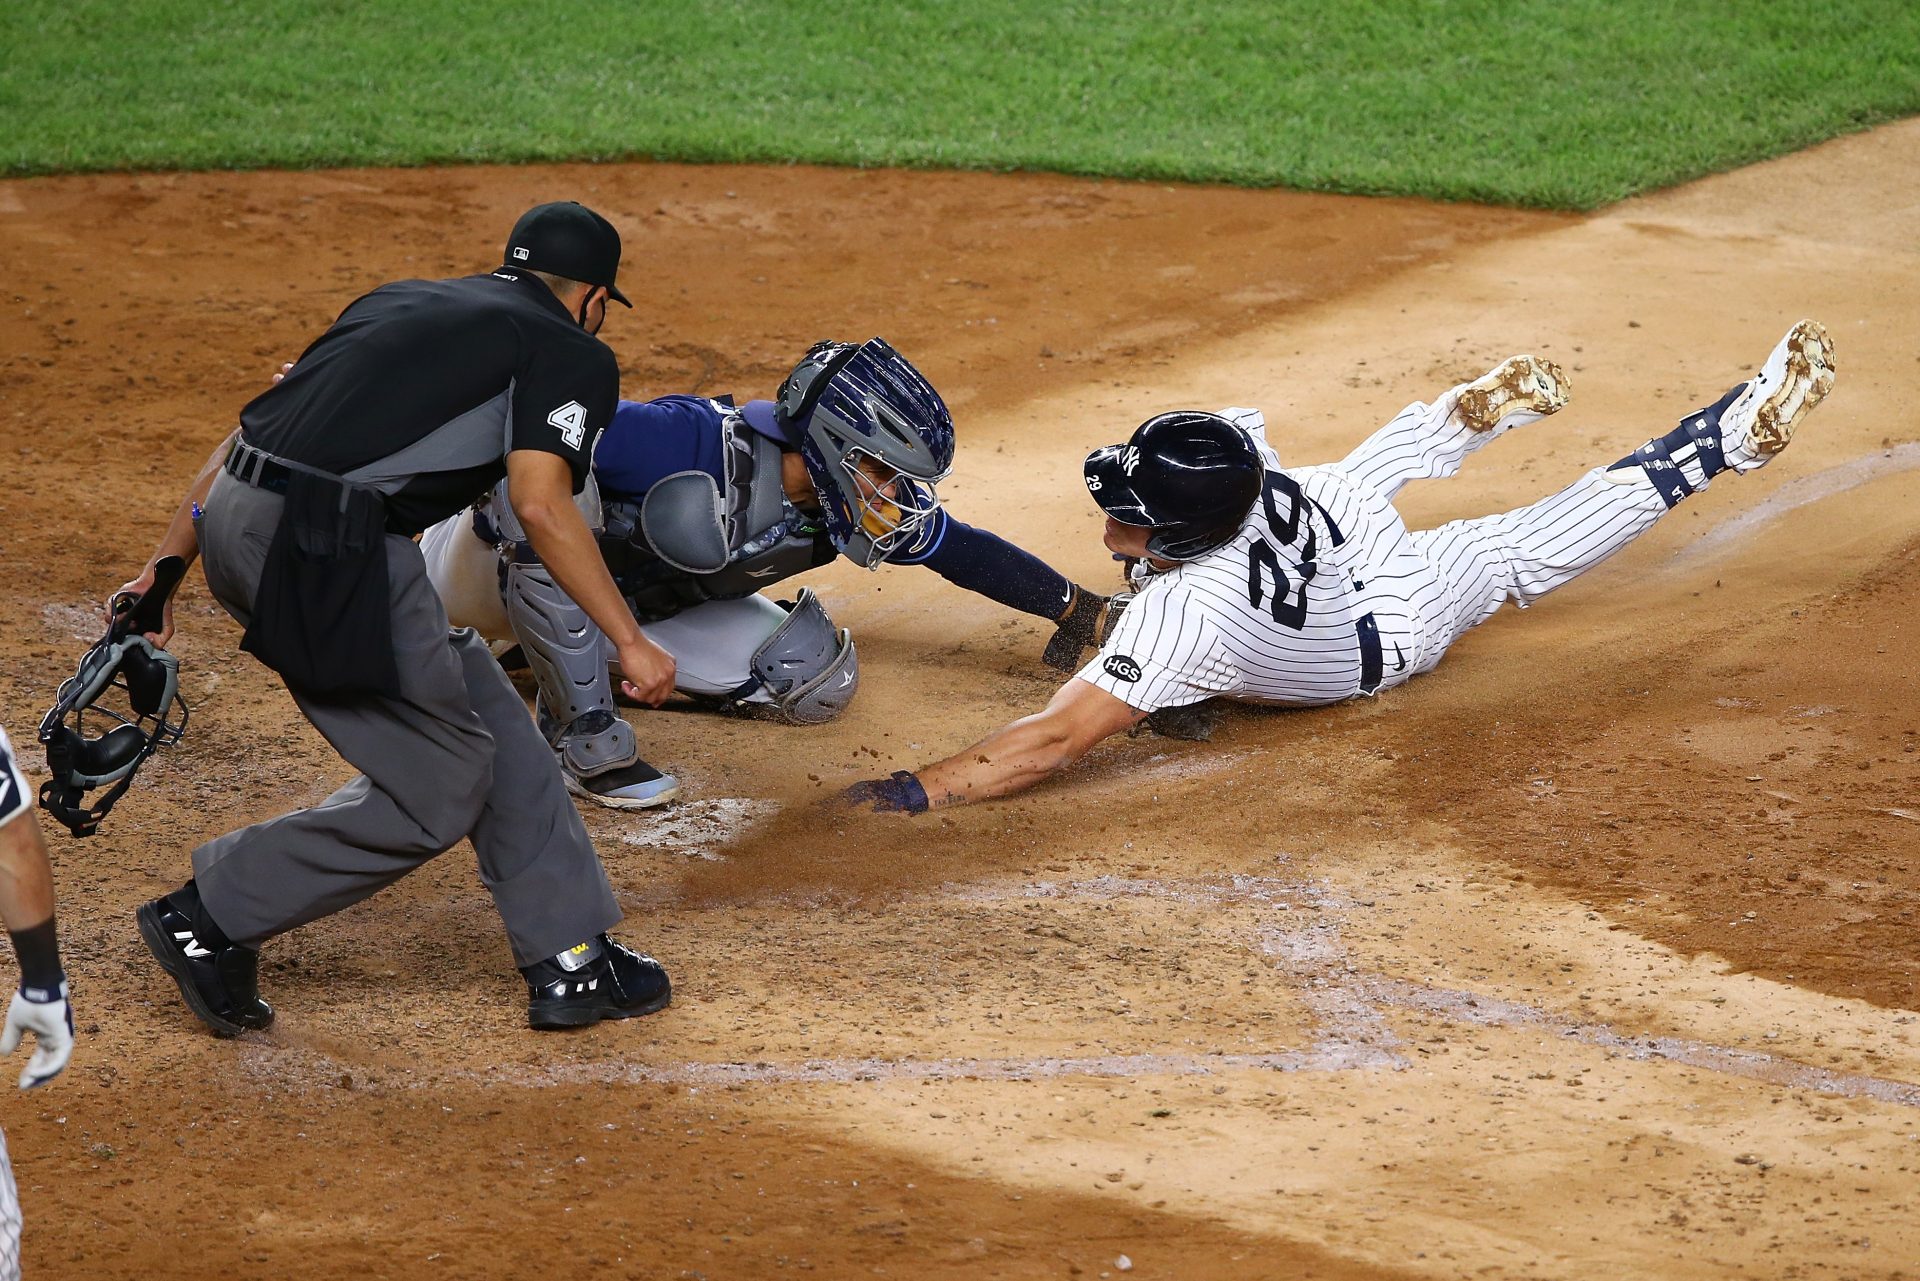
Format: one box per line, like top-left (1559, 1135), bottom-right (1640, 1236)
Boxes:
top-left (886, 510), bottom-right (1075, 620)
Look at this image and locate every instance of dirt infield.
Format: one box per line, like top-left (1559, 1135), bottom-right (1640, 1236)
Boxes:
top-left (1, 122), bottom-right (1916, 1279)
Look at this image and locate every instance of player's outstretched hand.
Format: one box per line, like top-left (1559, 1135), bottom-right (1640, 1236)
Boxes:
top-left (840, 771), bottom-right (930, 815)
top-left (615, 635), bottom-right (676, 708)
top-left (1, 987), bottom-right (75, 1090)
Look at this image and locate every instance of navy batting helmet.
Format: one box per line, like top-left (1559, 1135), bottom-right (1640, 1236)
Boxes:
top-left (1084, 411), bottom-right (1263, 561)
top-left (776, 338), bottom-right (955, 568)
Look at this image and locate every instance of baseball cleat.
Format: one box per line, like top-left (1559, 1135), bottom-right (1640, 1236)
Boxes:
top-left (1453, 354), bottom-right (1570, 434)
top-left (1721, 319), bottom-right (1835, 467)
top-left (524, 935), bottom-right (672, 1030)
top-left (136, 891), bottom-right (274, 1037)
top-left (564, 755), bottom-right (679, 809)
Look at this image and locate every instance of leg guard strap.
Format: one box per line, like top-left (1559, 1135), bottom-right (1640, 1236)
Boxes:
top-left (1607, 434), bottom-right (1694, 509)
top-left (1606, 383), bottom-right (1746, 509)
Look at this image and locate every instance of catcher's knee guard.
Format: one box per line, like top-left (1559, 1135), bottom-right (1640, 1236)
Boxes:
top-left (742, 588), bottom-right (859, 725)
top-left (502, 556), bottom-right (637, 777)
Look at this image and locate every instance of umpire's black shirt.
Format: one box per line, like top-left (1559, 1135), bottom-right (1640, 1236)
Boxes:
top-left (240, 267), bottom-right (618, 535)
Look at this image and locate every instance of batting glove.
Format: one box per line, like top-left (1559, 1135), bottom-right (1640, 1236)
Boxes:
top-left (1, 982), bottom-right (74, 1090)
top-left (841, 771), bottom-right (930, 815)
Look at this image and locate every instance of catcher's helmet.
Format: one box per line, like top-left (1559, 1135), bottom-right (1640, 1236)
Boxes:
top-left (1084, 411), bottom-right (1263, 560)
top-left (775, 338), bottom-right (955, 568)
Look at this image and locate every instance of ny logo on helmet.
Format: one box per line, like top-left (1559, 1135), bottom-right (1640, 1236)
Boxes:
top-left (1119, 446), bottom-right (1141, 475)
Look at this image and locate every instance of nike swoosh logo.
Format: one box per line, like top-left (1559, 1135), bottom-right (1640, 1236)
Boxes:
top-left (1392, 645), bottom-right (1406, 673)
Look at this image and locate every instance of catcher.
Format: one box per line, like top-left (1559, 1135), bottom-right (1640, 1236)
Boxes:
top-left (421, 338), bottom-right (1117, 808)
top-left (843, 321), bottom-right (1836, 811)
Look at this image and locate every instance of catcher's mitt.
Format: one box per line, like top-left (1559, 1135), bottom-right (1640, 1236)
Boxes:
top-left (1041, 588), bottom-right (1132, 673)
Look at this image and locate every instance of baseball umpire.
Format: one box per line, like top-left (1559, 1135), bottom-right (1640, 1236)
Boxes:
top-left (117, 201), bottom-right (677, 1033)
top-left (845, 321), bottom-right (1836, 810)
top-left (419, 338), bottom-right (1118, 808)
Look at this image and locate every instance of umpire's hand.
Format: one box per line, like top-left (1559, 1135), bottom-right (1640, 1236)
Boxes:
top-left (508, 449), bottom-right (678, 705)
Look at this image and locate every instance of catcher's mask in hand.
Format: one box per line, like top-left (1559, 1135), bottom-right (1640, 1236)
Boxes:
top-left (38, 557), bottom-right (190, 837)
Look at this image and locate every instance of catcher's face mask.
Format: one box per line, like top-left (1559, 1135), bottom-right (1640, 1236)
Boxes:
top-left (38, 558), bottom-right (190, 837)
top-left (778, 338), bottom-right (956, 569)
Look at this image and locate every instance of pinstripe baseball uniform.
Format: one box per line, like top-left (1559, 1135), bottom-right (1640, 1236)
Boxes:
top-left (1078, 389), bottom-right (1718, 714)
top-left (0, 727), bottom-right (30, 1281)
top-left (0, 727), bottom-right (28, 832)
top-left (0, 1130), bottom-right (16, 1281)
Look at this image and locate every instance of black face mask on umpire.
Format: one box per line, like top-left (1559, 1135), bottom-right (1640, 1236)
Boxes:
top-left (38, 556), bottom-right (191, 838)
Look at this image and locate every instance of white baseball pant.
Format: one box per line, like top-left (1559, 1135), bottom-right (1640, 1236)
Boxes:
top-left (1314, 381), bottom-right (1675, 681)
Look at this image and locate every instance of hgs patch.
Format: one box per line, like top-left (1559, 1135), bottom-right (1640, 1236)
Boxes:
top-left (1103, 654), bottom-right (1143, 683)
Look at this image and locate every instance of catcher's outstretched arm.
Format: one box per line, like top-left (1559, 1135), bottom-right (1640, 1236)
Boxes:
top-left (846, 678), bottom-right (1145, 812)
top-left (884, 512), bottom-right (1119, 672)
top-left (885, 509), bottom-right (1077, 619)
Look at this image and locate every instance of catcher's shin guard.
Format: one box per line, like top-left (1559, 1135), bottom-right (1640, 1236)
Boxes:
top-left (502, 557), bottom-right (639, 778)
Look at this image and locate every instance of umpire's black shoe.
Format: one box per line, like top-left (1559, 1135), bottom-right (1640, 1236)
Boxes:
top-left (136, 889), bottom-right (274, 1037)
top-left (523, 935), bottom-right (671, 1031)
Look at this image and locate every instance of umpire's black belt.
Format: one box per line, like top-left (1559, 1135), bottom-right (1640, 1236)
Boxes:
top-left (223, 438), bottom-right (296, 494)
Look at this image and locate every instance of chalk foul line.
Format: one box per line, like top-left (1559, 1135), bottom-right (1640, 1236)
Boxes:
top-left (238, 873), bottom-right (1920, 1107)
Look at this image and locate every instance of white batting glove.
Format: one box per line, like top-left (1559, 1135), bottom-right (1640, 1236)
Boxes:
top-left (1, 984), bottom-right (75, 1089)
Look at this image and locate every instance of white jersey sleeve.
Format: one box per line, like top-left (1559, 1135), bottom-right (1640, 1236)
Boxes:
top-left (1220, 407), bottom-right (1281, 469)
top-left (1077, 578), bottom-right (1235, 713)
top-left (0, 725), bottom-right (31, 829)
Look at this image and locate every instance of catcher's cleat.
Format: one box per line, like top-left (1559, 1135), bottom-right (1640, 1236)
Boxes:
top-left (524, 935), bottom-right (672, 1030)
top-left (563, 755), bottom-right (679, 810)
top-left (1453, 354), bottom-right (1570, 435)
top-left (1720, 319), bottom-right (1835, 467)
top-left (136, 889), bottom-right (273, 1037)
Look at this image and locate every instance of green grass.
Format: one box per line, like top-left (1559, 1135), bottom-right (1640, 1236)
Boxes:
top-left (3, 1), bottom-right (1917, 208)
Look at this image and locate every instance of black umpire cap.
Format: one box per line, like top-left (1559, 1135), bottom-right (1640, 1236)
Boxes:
top-left (504, 201), bottom-right (632, 307)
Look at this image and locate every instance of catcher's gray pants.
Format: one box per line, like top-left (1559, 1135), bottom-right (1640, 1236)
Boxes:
top-left (189, 472), bottom-right (621, 968)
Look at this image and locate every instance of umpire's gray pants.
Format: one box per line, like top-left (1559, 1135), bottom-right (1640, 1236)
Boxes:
top-left (189, 472), bottom-right (621, 968)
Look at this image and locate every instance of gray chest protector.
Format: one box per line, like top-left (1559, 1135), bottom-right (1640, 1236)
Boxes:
top-left (600, 410), bottom-right (836, 624)
top-left (491, 410), bottom-right (859, 758)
